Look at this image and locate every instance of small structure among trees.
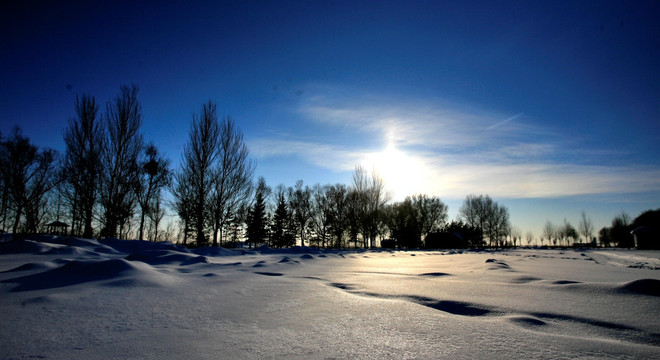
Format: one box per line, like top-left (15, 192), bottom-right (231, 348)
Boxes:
top-left (424, 232), bottom-right (467, 249)
top-left (630, 208), bottom-right (660, 250)
top-left (46, 220), bottom-right (69, 235)
top-left (631, 226), bottom-right (659, 250)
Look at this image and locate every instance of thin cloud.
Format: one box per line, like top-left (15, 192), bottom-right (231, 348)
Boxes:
top-left (251, 85), bottom-right (657, 199)
top-left (249, 138), bottom-right (362, 172)
top-left (486, 112), bottom-right (524, 130)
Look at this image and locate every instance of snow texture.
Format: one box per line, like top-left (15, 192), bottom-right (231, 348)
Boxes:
top-left (1, 237), bottom-right (659, 359)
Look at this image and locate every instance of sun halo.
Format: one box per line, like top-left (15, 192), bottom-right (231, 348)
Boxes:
top-left (365, 144), bottom-right (424, 201)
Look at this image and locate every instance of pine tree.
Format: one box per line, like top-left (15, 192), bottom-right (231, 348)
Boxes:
top-left (246, 177), bottom-right (268, 248)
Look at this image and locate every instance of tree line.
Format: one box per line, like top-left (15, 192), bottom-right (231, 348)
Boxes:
top-left (1, 85), bottom-right (656, 249)
top-left (1, 85), bottom-right (171, 241)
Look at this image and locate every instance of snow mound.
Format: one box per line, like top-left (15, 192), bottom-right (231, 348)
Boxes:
top-left (419, 272), bottom-right (451, 277)
top-left (618, 279), bottom-right (660, 296)
top-left (41, 244), bottom-right (101, 257)
top-left (508, 316), bottom-right (548, 327)
top-left (125, 250), bottom-right (209, 266)
top-left (1, 259), bottom-right (171, 292)
top-left (278, 256), bottom-right (300, 264)
top-left (299, 254), bottom-right (315, 260)
top-left (1, 262), bottom-right (58, 273)
top-left (484, 258), bottom-right (511, 270)
top-left (36, 236), bottom-right (100, 248)
top-left (192, 247), bottom-right (243, 256)
top-left (99, 238), bottom-right (188, 254)
top-left (254, 271), bottom-right (284, 277)
top-left (254, 245), bottom-right (323, 254)
top-left (551, 280), bottom-right (582, 285)
top-left (0, 240), bottom-right (53, 254)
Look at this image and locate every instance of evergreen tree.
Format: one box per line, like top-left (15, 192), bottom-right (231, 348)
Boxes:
top-left (246, 177), bottom-right (269, 248)
top-left (270, 186), bottom-right (295, 248)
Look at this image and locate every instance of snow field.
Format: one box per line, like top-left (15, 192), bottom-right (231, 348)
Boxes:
top-left (1, 237), bottom-right (659, 359)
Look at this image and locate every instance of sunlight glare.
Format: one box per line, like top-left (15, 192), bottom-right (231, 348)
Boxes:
top-left (366, 142), bottom-right (424, 200)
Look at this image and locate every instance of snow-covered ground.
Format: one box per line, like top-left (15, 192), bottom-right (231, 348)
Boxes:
top-left (1, 237), bottom-right (658, 359)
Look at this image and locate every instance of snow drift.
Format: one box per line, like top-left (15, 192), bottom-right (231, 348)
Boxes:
top-left (1, 237), bottom-right (658, 359)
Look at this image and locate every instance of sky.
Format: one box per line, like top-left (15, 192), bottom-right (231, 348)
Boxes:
top-left (1, 0), bottom-right (659, 240)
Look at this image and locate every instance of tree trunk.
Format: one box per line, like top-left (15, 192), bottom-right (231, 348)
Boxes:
top-left (12, 204), bottom-right (23, 235)
top-left (138, 212), bottom-right (146, 241)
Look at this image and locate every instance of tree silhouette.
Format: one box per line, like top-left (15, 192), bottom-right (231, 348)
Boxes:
top-left (289, 180), bottom-right (312, 247)
top-left (458, 194), bottom-right (509, 247)
top-left (271, 185), bottom-right (295, 248)
top-left (62, 94), bottom-right (103, 238)
top-left (327, 184), bottom-right (348, 248)
top-left (209, 115), bottom-right (254, 247)
top-left (384, 198), bottom-right (420, 248)
top-left (560, 219), bottom-right (578, 247)
top-left (610, 212), bottom-right (633, 248)
top-left (385, 195), bottom-right (448, 248)
top-left (177, 101), bottom-right (221, 246)
top-left (411, 194), bottom-right (448, 241)
top-left (246, 177), bottom-right (269, 248)
top-left (1, 127), bottom-right (59, 234)
top-left (136, 143), bottom-right (171, 241)
top-left (578, 210), bottom-right (594, 244)
top-left (352, 166), bottom-right (388, 248)
top-left (525, 231), bottom-right (534, 246)
top-left (99, 85), bottom-right (144, 239)
top-left (310, 184), bottom-right (332, 248)
top-left (543, 220), bottom-right (556, 247)
top-left (170, 168), bottom-right (195, 245)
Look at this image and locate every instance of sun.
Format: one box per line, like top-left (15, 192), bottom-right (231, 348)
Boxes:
top-left (366, 143), bottom-right (424, 200)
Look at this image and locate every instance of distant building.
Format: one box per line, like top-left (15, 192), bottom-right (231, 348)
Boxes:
top-left (380, 239), bottom-right (396, 249)
top-left (424, 232), bottom-right (467, 249)
top-left (631, 226), bottom-right (660, 250)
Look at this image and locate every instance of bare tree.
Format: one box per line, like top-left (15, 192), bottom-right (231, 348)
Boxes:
top-left (510, 226), bottom-right (522, 247)
top-left (136, 143), bottom-right (171, 241)
top-left (384, 198), bottom-right (419, 248)
top-left (610, 211), bottom-right (633, 248)
top-left (458, 194), bottom-right (509, 247)
top-left (411, 194), bottom-right (448, 240)
top-left (170, 169), bottom-right (195, 245)
top-left (310, 184), bottom-right (332, 248)
top-left (352, 165), bottom-right (389, 248)
top-left (62, 94), bottom-right (104, 238)
top-left (176, 101), bottom-right (221, 246)
top-left (560, 218), bottom-right (578, 247)
top-left (543, 220), bottom-right (555, 247)
top-left (1, 127), bottom-right (59, 234)
top-left (327, 184), bottom-right (348, 248)
top-left (578, 210), bottom-right (594, 244)
top-left (525, 231), bottom-right (534, 246)
top-left (384, 194), bottom-right (449, 249)
top-left (289, 180), bottom-right (312, 247)
top-left (99, 85), bottom-right (144, 239)
top-left (209, 116), bottom-right (254, 247)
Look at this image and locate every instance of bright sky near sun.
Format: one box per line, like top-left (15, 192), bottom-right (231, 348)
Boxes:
top-left (1, 0), bottom-right (659, 238)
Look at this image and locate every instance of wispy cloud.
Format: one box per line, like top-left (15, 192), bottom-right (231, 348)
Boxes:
top-left (249, 138), bottom-right (362, 172)
top-left (486, 112), bottom-right (524, 130)
top-left (251, 85), bottom-right (659, 199)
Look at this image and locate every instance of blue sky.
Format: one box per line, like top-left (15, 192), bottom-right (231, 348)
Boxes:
top-left (1, 1), bottom-right (659, 239)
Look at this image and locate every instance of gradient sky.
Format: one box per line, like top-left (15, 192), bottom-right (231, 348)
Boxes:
top-left (2, 1), bottom-right (659, 240)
